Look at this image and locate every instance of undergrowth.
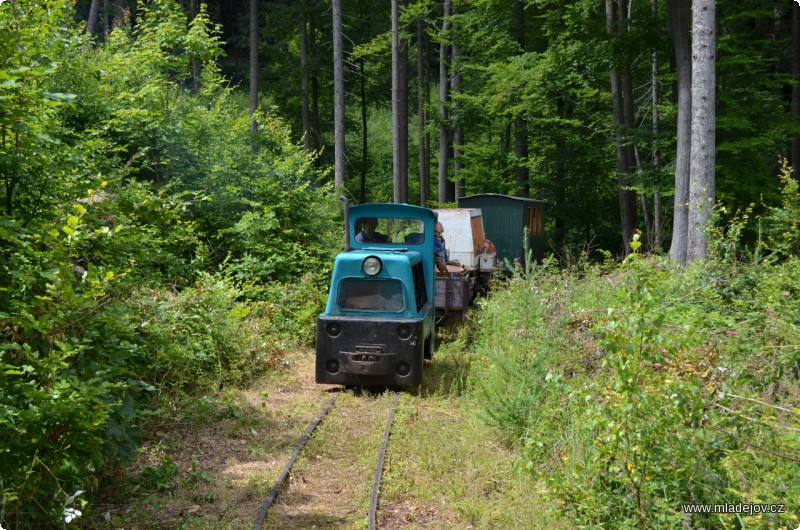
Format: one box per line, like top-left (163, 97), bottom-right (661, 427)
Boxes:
top-left (470, 176), bottom-right (800, 528)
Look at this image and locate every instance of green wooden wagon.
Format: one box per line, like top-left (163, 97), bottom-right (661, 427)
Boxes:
top-left (457, 194), bottom-right (546, 266)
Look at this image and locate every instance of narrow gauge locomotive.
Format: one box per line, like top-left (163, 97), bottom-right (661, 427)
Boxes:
top-left (316, 203), bottom-right (436, 387)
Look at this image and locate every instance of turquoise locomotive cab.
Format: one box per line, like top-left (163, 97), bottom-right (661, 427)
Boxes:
top-left (316, 203), bottom-right (436, 386)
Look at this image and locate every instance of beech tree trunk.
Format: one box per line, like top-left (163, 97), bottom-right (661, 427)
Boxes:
top-left (300, 13), bottom-right (311, 152)
top-left (418, 18), bottom-right (429, 206)
top-left (513, 0), bottom-right (528, 198)
top-left (86, 0), bottom-right (100, 35)
top-left (392, 0), bottom-right (402, 202)
top-left (191, 0), bottom-right (201, 90)
top-left (392, 0), bottom-right (409, 203)
top-left (514, 117), bottom-right (528, 198)
top-left (424, 27), bottom-right (432, 203)
top-left (686, 0), bottom-right (716, 262)
top-left (667, 0), bottom-right (692, 264)
top-left (310, 13), bottom-right (320, 151)
top-left (620, 1), bottom-right (639, 252)
top-left (103, 0), bottom-right (110, 37)
top-left (793, 2), bottom-right (800, 180)
top-left (333, 0), bottom-right (345, 189)
top-left (438, 0), bottom-right (452, 203)
top-left (606, 0), bottom-right (637, 254)
top-left (361, 59), bottom-right (368, 203)
top-left (651, 0), bottom-right (662, 251)
top-left (452, 39), bottom-right (464, 199)
top-left (249, 0), bottom-right (258, 135)
top-left (399, 10), bottom-right (409, 202)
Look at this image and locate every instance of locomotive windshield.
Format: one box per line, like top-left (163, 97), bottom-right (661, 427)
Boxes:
top-left (354, 217), bottom-right (426, 245)
top-left (337, 278), bottom-right (405, 312)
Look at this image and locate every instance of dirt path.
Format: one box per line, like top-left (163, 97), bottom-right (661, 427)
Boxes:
top-left (99, 350), bottom-right (330, 529)
top-left (262, 390), bottom-right (394, 529)
top-left (101, 339), bottom-right (568, 529)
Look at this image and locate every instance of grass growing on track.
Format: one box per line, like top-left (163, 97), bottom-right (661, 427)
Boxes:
top-left (379, 325), bottom-right (571, 529)
top-left (262, 390), bottom-right (395, 530)
top-left (92, 349), bottom-right (329, 529)
top-left (469, 251), bottom-right (800, 529)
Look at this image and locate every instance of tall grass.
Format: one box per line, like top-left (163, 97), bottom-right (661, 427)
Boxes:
top-left (469, 188), bottom-right (800, 527)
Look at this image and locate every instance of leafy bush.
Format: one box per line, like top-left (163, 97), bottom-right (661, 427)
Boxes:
top-left (470, 193), bottom-right (800, 528)
top-left (1, 0), bottom-right (339, 525)
top-left (254, 273), bottom-right (331, 348)
top-left (125, 273), bottom-right (276, 392)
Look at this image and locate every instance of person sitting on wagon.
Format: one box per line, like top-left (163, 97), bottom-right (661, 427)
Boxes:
top-left (434, 222), bottom-right (446, 261)
top-left (434, 222), bottom-right (447, 273)
top-left (434, 222), bottom-right (464, 274)
top-left (356, 217), bottom-right (389, 243)
top-left (483, 234), bottom-right (497, 254)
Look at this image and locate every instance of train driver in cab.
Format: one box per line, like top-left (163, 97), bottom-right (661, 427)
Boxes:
top-left (355, 217), bottom-right (390, 243)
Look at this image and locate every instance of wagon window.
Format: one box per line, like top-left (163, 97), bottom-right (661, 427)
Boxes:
top-left (354, 217), bottom-right (426, 245)
top-left (338, 278), bottom-right (405, 312)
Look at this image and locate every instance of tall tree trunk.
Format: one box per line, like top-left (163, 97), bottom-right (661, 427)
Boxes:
top-left (793, 2), bottom-right (800, 180)
top-left (424, 26), bottom-right (432, 202)
top-left (392, 0), bottom-right (409, 204)
top-left (361, 59), bottom-right (368, 203)
top-left (607, 0), bottom-right (637, 254)
top-left (514, 118), bottom-right (528, 197)
top-left (300, 13), bottom-right (311, 152)
top-left (452, 41), bottom-right (464, 199)
top-left (513, 0), bottom-right (529, 197)
top-left (500, 121), bottom-right (511, 165)
top-left (652, 0), bottom-right (663, 251)
top-left (191, 0), bottom-right (201, 90)
top-left (86, 0), bottom-right (100, 35)
top-left (310, 12), bottom-right (320, 151)
top-left (438, 0), bottom-right (451, 203)
top-left (393, 0), bottom-right (402, 202)
top-left (622, 66), bottom-right (640, 251)
top-left (103, 0), bottom-right (110, 37)
top-left (620, 0), bottom-right (639, 251)
top-left (642, 192), bottom-right (651, 250)
top-left (667, 0), bottom-right (692, 264)
top-left (417, 18), bottom-right (429, 206)
top-left (686, 0), bottom-right (716, 262)
top-left (249, 0), bottom-right (258, 135)
top-left (333, 0), bottom-right (346, 189)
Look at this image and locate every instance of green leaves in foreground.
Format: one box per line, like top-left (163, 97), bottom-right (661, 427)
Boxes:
top-left (471, 217), bottom-right (800, 528)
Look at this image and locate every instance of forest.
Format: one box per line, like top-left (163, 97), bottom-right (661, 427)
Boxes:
top-left (0, 0), bottom-right (798, 527)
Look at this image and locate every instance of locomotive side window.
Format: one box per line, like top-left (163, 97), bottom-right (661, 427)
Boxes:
top-left (354, 217), bottom-right (425, 245)
top-left (338, 278), bottom-right (405, 312)
top-left (412, 262), bottom-right (427, 312)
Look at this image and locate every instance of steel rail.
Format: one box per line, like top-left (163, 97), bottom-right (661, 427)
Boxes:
top-left (368, 391), bottom-right (400, 530)
top-left (253, 395), bottom-right (337, 530)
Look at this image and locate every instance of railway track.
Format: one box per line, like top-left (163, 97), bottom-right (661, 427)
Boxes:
top-left (253, 390), bottom-right (401, 530)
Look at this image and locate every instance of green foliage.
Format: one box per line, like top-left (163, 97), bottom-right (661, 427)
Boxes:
top-left (255, 273), bottom-right (331, 348)
top-left (1, 0), bottom-right (338, 525)
top-left (0, 0), bottom-right (77, 219)
top-left (470, 257), bottom-right (570, 439)
top-left (470, 191), bottom-right (800, 527)
top-left (763, 160), bottom-right (800, 256)
top-left (556, 258), bottom-right (728, 528)
top-left (120, 274), bottom-right (274, 393)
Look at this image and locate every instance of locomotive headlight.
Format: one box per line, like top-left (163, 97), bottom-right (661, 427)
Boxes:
top-left (396, 324), bottom-right (412, 339)
top-left (363, 256), bottom-right (382, 276)
top-left (326, 322), bottom-right (341, 337)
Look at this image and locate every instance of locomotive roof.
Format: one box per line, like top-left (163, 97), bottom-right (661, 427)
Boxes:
top-left (349, 202), bottom-right (437, 220)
